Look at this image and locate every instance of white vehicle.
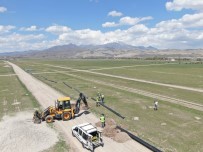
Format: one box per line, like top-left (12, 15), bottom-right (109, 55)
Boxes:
top-left (72, 123), bottom-right (104, 151)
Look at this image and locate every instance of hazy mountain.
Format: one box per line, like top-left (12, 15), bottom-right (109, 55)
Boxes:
top-left (1, 42), bottom-right (203, 59)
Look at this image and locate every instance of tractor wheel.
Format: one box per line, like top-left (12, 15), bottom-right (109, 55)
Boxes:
top-left (62, 112), bottom-right (71, 121)
top-left (91, 148), bottom-right (94, 152)
top-left (82, 143), bottom-right (85, 148)
top-left (101, 142), bottom-right (104, 147)
top-left (45, 115), bottom-right (53, 123)
top-left (72, 131), bottom-right (75, 137)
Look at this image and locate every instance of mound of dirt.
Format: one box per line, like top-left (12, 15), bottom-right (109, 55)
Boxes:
top-left (96, 118), bottom-right (131, 143)
top-left (0, 112), bottom-right (59, 152)
top-left (114, 131), bottom-right (131, 143)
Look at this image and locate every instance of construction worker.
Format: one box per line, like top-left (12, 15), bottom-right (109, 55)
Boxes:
top-left (97, 92), bottom-right (102, 101)
top-left (101, 94), bottom-right (105, 103)
top-left (154, 99), bottom-right (158, 111)
top-left (96, 96), bottom-right (100, 107)
top-left (100, 114), bottom-right (105, 128)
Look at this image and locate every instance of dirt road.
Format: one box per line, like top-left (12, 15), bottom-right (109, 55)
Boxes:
top-left (8, 62), bottom-right (151, 152)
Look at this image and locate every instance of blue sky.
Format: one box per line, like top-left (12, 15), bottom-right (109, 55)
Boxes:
top-left (0, 0), bottom-right (203, 52)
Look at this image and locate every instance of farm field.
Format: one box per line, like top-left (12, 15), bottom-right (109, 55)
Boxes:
top-left (0, 61), bottom-right (69, 152)
top-left (0, 61), bottom-right (38, 119)
top-left (13, 59), bottom-right (203, 152)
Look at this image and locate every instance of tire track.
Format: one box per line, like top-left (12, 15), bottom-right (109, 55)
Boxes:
top-left (89, 63), bottom-right (176, 71)
top-left (42, 63), bottom-right (203, 93)
top-left (53, 70), bottom-right (203, 111)
top-left (12, 98), bottom-right (21, 112)
top-left (3, 97), bottom-right (8, 116)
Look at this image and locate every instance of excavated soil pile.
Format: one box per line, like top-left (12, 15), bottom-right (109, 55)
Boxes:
top-left (96, 118), bottom-right (131, 143)
top-left (0, 112), bottom-right (59, 152)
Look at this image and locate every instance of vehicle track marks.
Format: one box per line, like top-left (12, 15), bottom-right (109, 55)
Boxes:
top-left (54, 70), bottom-right (203, 111)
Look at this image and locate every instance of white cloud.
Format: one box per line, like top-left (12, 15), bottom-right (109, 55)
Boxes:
top-left (119, 16), bottom-right (139, 25)
top-left (0, 33), bottom-right (46, 52)
top-left (59, 29), bottom-right (104, 45)
top-left (0, 6), bottom-right (7, 13)
top-left (120, 16), bottom-right (152, 25)
top-left (51, 23), bottom-right (203, 49)
top-left (48, 24), bottom-right (155, 47)
top-left (102, 22), bottom-right (117, 27)
top-left (20, 25), bottom-right (42, 31)
top-left (102, 16), bottom-right (153, 27)
top-left (156, 13), bottom-right (203, 29)
top-left (181, 13), bottom-right (203, 27)
top-left (1, 21), bottom-right (203, 52)
top-left (0, 25), bottom-right (15, 33)
top-left (166, 0), bottom-right (203, 11)
top-left (0, 33), bottom-right (44, 42)
top-left (45, 25), bottom-right (71, 34)
top-left (108, 10), bottom-right (123, 17)
top-left (127, 24), bottom-right (149, 33)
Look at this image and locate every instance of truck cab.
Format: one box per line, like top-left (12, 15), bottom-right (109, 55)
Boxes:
top-left (72, 123), bottom-right (104, 151)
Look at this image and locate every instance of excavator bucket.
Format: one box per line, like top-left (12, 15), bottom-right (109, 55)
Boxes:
top-left (74, 93), bottom-right (89, 114)
top-left (80, 93), bottom-right (89, 108)
top-left (33, 110), bottom-right (42, 124)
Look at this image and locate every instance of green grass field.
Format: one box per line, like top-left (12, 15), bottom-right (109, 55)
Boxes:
top-left (0, 61), bottom-right (38, 119)
top-left (13, 59), bottom-right (203, 152)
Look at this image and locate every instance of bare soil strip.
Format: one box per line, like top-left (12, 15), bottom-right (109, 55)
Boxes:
top-left (152, 71), bottom-right (203, 78)
top-left (8, 62), bottom-right (151, 152)
top-left (0, 74), bottom-right (17, 77)
top-left (43, 63), bottom-right (203, 93)
top-left (54, 71), bottom-right (203, 112)
top-left (0, 71), bottom-right (70, 77)
top-left (89, 63), bottom-right (176, 71)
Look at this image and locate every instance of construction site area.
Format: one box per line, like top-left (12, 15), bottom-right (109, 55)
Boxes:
top-left (0, 59), bottom-right (202, 152)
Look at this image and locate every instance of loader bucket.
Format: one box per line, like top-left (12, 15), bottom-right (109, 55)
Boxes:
top-left (33, 110), bottom-right (42, 124)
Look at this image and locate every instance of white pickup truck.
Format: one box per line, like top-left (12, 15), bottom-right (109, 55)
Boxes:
top-left (72, 123), bottom-right (104, 151)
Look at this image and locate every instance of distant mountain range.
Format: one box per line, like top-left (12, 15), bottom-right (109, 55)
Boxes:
top-left (1, 42), bottom-right (203, 59)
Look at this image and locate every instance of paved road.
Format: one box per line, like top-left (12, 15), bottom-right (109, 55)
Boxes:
top-left (9, 62), bottom-right (151, 152)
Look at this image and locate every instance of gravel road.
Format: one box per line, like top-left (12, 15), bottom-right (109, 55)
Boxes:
top-left (9, 62), bottom-right (151, 152)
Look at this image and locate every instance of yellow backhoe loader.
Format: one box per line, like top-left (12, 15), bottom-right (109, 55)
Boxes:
top-left (33, 93), bottom-right (88, 123)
